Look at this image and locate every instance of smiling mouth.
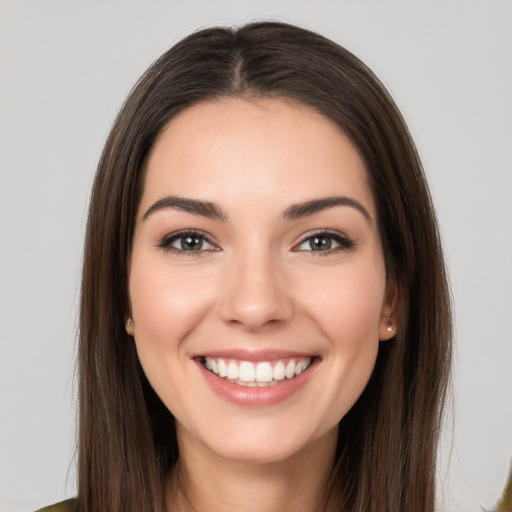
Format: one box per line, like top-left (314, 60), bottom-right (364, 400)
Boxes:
top-left (201, 356), bottom-right (313, 387)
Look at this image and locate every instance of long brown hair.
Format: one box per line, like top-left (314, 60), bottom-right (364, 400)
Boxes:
top-left (78, 21), bottom-right (452, 512)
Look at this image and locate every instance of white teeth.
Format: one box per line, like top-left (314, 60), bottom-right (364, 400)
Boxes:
top-left (295, 359), bottom-right (309, 375)
top-left (256, 362), bottom-right (273, 382)
top-left (239, 361), bottom-right (256, 382)
top-left (227, 361), bottom-right (239, 379)
top-left (285, 360), bottom-right (295, 379)
top-left (204, 356), bottom-right (313, 385)
top-left (217, 359), bottom-right (227, 378)
top-left (273, 361), bottom-right (286, 380)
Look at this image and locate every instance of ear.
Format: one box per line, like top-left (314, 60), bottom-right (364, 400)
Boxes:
top-left (378, 278), bottom-right (399, 341)
top-left (125, 315), bottom-right (135, 336)
top-left (124, 286), bottom-right (134, 336)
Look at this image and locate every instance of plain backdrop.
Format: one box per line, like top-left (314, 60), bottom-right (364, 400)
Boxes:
top-left (0, 1), bottom-right (511, 511)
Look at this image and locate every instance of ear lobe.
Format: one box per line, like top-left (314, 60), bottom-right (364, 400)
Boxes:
top-left (125, 317), bottom-right (135, 336)
top-left (125, 293), bottom-right (134, 336)
top-left (379, 279), bottom-right (399, 341)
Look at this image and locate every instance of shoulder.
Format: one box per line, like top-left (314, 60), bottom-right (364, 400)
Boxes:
top-left (35, 498), bottom-right (78, 512)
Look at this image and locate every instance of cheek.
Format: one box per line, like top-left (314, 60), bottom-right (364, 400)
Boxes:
top-left (127, 258), bottom-right (219, 393)
top-left (128, 260), bottom-right (219, 412)
top-left (129, 261), bottom-right (213, 339)
top-left (303, 264), bottom-right (386, 344)
top-left (299, 264), bottom-right (385, 412)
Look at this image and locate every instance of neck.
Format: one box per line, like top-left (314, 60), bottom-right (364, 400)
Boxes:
top-left (166, 428), bottom-right (338, 512)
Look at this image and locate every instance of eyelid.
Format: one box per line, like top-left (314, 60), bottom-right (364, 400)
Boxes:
top-left (293, 229), bottom-right (355, 253)
top-left (157, 229), bottom-right (219, 253)
top-left (156, 228), bottom-right (354, 255)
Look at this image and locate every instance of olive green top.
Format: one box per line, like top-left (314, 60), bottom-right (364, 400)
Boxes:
top-left (33, 473), bottom-right (512, 512)
top-left (497, 466), bottom-right (512, 512)
top-left (35, 498), bottom-right (77, 512)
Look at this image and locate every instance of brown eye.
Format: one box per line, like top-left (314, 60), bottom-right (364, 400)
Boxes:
top-left (296, 231), bottom-right (355, 253)
top-left (177, 234), bottom-right (205, 251)
top-left (159, 231), bottom-right (216, 253)
top-left (308, 235), bottom-right (333, 251)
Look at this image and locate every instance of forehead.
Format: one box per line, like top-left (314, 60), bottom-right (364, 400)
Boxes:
top-left (141, 97), bottom-right (374, 218)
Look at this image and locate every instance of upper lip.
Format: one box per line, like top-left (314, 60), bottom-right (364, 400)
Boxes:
top-left (192, 349), bottom-right (316, 362)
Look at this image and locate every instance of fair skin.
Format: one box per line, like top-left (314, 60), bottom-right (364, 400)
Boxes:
top-left (127, 97), bottom-right (396, 512)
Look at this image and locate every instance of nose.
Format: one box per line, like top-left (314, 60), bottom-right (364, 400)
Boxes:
top-left (219, 249), bottom-right (294, 331)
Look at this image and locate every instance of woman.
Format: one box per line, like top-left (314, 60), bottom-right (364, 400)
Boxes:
top-left (40, 21), bottom-right (452, 512)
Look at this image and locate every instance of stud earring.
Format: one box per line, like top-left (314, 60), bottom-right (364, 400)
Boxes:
top-left (126, 318), bottom-right (134, 333)
top-left (386, 319), bottom-right (393, 333)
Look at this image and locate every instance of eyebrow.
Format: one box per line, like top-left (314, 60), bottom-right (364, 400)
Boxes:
top-left (143, 195), bottom-right (371, 224)
top-left (282, 196), bottom-right (372, 224)
top-left (142, 196), bottom-right (227, 221)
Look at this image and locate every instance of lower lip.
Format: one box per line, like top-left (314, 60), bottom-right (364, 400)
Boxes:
top-left (196, 359), bottom-right (317, 407)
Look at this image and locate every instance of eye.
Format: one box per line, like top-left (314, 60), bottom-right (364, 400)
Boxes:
top-left (158, 230), bottom-right (216, 253)
top-left (296, 230), bottom-right (355, 253)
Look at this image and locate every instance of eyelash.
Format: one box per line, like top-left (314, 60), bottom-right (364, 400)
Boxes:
top-left (157, 229), bottom-right (355, 256)
top-left (157, 230), bottom-right (217, 255)
top-left (294, 229), bottom-right (355, 255)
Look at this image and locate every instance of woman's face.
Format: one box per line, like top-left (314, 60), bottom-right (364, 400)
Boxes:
top-left (128, 98), bottom-right (396, 465)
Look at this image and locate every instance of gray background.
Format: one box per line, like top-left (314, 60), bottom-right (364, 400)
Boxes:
top-left (1, 1), bottom-right (511, 511)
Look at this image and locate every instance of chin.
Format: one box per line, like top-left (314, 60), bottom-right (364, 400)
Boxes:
top-left (180, 413), bottom-right (337, 467)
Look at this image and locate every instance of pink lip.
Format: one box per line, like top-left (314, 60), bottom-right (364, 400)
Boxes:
top-left (195, 356), bottom-right (318, 407)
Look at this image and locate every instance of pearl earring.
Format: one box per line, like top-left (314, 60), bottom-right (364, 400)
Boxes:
top-left (126, 318), bottom-right (134, 332)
